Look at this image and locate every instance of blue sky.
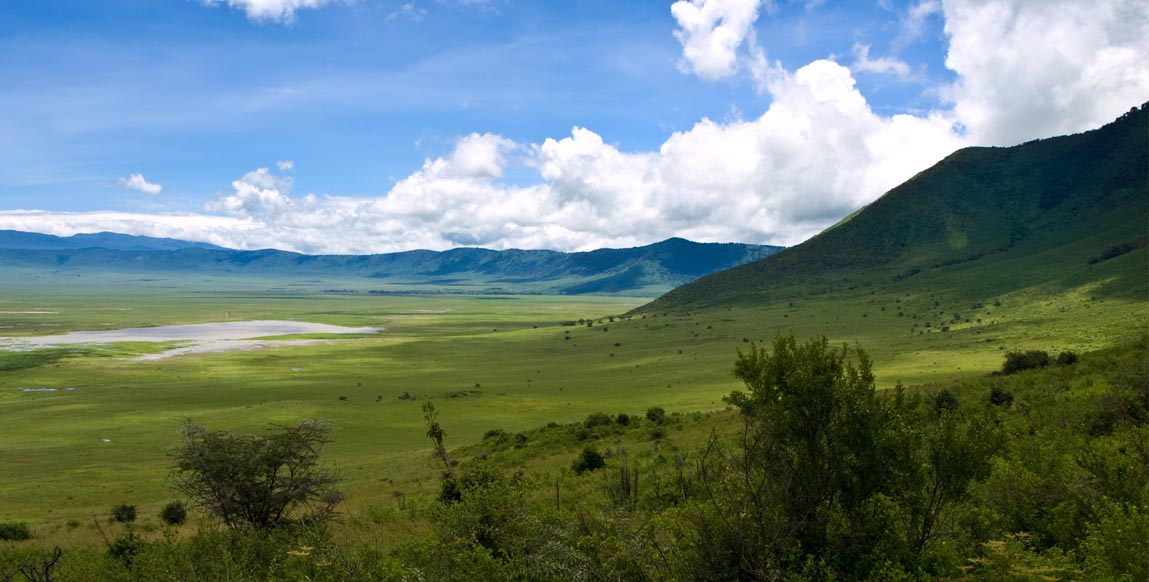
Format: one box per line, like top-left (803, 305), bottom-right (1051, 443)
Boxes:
top-left (1, 0), bottom-right (1145, 253)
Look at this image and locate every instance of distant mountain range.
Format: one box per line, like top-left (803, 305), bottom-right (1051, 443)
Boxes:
top-left (0, 230), bottom-right (226, 252)
top-left (0, 233), bottom-right (783, 296)
top-left (643, 103), bottom-right (1148, 311)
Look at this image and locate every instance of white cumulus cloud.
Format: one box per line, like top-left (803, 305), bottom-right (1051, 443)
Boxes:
top-left (118, 173), bottom-right (163, 195)
top-left (941, 0), bottom-right (1149, 144)
top-left (276, 160), bottom-right (295, 171)
top-left (671, 0), bottom-right (774, 90)
top-left (201, 0), bottom-right (334, 23)
top-left (206, 168), bottom-right (296, 218)
top-left (38, 61), bottom-right (957, 255)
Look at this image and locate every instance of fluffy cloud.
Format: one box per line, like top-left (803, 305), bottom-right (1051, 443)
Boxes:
top-left (276, 160), bottom-right (295, 171)
top-left (3, 60), bottom-right (962, 255)
top-left (118, 173), bottom-right (163, 195)
top-left (206, 168), bottom-right (296, 218)
top-left (201, 0), bottom-right (334, 23)
top-left (671, 0), bottom-right (773, 90)
top-left (942, 0), bottom-right (1149, 144)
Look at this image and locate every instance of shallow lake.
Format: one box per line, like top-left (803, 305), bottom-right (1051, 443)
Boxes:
top-left (0, 320), bottom-right (379, 360)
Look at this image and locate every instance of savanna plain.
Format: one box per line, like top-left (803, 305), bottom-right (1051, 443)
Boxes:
top-left (1, 258), bottom-right (1140, 526)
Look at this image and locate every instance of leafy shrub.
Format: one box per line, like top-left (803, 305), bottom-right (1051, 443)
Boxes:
top-left (1081, 503), bottom-right (1149, 581)
top-left (930, 389), bottom-right (960, 415)
top-left (1056, 350), bottom-right (1079, 366)
top-left (107, 532), bottom-right (145, 567)
top-left (111, 504), bottom-right (138, 523)
top-left (439, 473), bottom-right (462, 504)
top-left (0, 521), bottom-right (32, 541)
top-left (1089, 394), bottom-right (1126, 437)
top-left (646, 407), bottom-right (667, 425)
top-left (161, 500), bottom-right (188, 526)
top-left (1002, 350), bottom-right (1051, 374)
top-left (572, 446), bottom-right (606, 475)
top-left (988, 385), bottom-right (1014, 407)
top-left (583, 413), bottom-right (613, 428)
top-left (615, 413), bottom-right (631, 426)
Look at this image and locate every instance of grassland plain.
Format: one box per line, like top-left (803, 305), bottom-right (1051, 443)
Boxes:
top-left (3, 96), bottom-right (1146, 534)
top-left (1, 254), bottom-right (1143, 544)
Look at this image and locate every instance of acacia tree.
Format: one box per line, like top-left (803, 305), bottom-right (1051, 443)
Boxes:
top-left (170, 420), bottom-right (342, 530)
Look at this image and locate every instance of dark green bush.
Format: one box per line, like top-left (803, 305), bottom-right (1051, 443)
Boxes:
top-left (107, 532), bottom-right (145, 567)
top-left (1002, 350), bottom-right (1051, 374)
top-left (583, 413), bottom-right (613, 428)
top-left (931, 389), bottom-right (960, 415)
top-left (439, 473), bottom-right (462, 504)
top-left (646, 407), bottom-right (667, 425)
top-left (160, 500), bottom-right (188, 526)
top-left (615, 413), bottom-right (631, 426)
top-left (989, 385), bottom-right (1014, 407)
top-left (572, 446), bottom-right (606, 475)
top-left (0, 521), bottom-right (32, 541)
top-left (1056, 350), bottom-right (1079, 366)
top-left (111, 504), bottom-right (138, 523)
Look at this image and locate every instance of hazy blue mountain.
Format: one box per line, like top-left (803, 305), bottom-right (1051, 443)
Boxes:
top-left (0, 230), bottom-right (227, 252)
top-left (0, 235), bottom-right (783, 296)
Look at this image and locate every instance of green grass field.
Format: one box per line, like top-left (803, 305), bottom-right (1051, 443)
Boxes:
top-left (2, 262), bottom-right (1143, 543)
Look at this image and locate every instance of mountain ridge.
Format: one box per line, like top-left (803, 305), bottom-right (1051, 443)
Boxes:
top-left (0, 230), bottom-right (227, 252)
top-left (0, 234), bottom-right (784, 296)
top-left (641, 103), bottom-right (1148, 311)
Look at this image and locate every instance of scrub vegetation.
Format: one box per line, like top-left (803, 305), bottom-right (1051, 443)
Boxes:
top-left (0, 334), bottom-right (1144, 580)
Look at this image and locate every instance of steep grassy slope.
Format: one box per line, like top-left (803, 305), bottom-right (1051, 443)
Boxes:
top-left (645, 104), bottom-right (1148, 311)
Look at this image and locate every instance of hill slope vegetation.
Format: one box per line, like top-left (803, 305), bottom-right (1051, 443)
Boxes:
top-left (645, 103), bottom-right (1148, 311)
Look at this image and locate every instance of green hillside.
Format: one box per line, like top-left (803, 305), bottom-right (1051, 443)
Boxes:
top-left (645, 104), bottom-right (1148, 312)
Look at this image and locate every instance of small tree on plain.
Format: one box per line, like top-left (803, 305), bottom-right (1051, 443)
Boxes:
top-left (170, 420), bottom-right (341, 530)
top-left (160, 500), bottom-right (187, 526)
top-left (110, 504), bottom-right (137, 524)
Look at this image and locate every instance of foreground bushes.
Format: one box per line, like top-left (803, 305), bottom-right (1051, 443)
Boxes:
top-left (3, 335), bottom-right (1146, 581)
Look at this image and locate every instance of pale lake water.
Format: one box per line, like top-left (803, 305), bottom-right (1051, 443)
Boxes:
top-left (0, 320), bottom-right (379, 361)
